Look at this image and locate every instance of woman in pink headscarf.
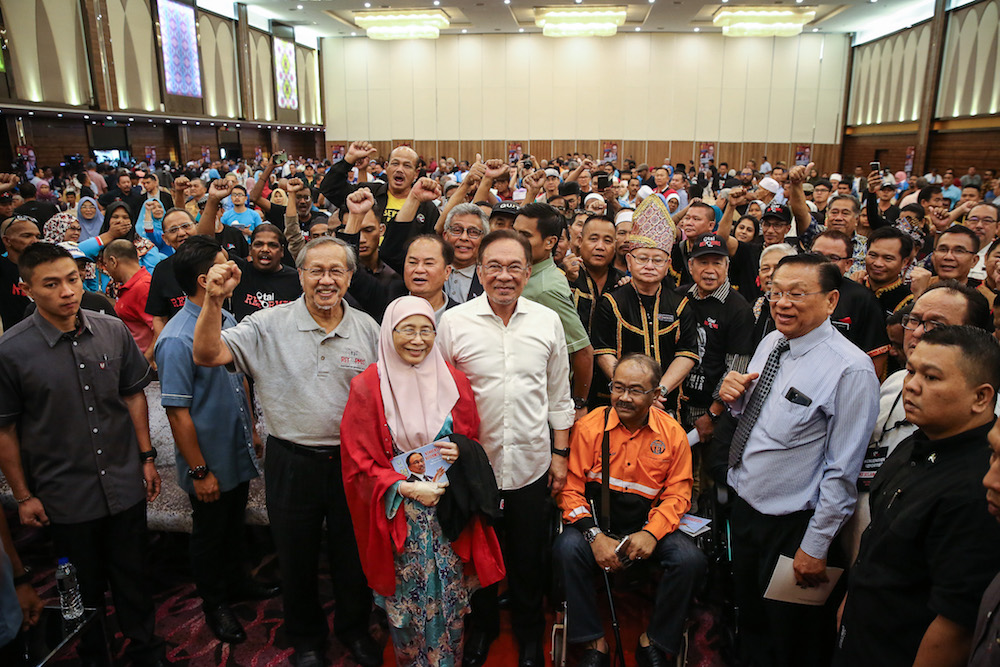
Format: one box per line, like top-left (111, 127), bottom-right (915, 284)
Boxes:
top-left (341, 296), bottom-right (503, 666)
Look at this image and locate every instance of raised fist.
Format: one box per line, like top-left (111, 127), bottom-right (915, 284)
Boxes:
top-left (286, 178), bottom-right (304, 194)
top-left (208, 178), bottom-right (234, 201)
top-left (205, 260), bottom-right (242, 300)
top-left (411, 177), bottom-right (441, 203)
top-left (347, 187), bottom-right (376, 215)
top-left (172, 175), bottom-right (190, 193)
top-left (345, 141), bottom-right (378, 166)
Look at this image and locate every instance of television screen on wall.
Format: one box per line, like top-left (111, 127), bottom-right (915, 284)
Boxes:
top-left (158, 0), bottom-right (202, 98)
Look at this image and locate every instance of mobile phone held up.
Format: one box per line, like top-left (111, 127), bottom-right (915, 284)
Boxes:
top-left (273, 151), bottom-right (288, 166)
top-left (596, 173), bottom-right (611, 190)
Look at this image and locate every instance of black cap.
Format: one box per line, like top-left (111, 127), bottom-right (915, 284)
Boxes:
top-left (0, 193), bottom-right (12, 204)
top-left (558, 181), bottom-right (581, 197)
top-left (761, 204), bottom-right (791, 225)
top-left (491, 201), bottom-right (520, 218)
top-left (688, 233), bottom-right (729, 258)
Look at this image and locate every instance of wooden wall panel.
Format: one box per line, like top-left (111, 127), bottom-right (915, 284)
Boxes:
top-left (577, 140), bottom-right (599, 160)
top-left (646, 141), bottom-right (671, 168)
top-left (437, 141), bottom-right (460, 165)
top-left (741, 142), bottom-right (767, 169)
top-left (622, 140), bottom-right (647, 168)
top-left (841, 134), bottom-right (917, 177)
top-left (552, 140), bottom-right (576, 161)
top-left (927, 130), bottom-right (1000, 175)
top-left (410, 141), bottom-right (436, 163)
top-left (183, 127), bottom-right (220, 163)
top-left (459, 140), bottom-right (483, 164)
top-left (527, 140), bottom-right (552, 162)
top-left (810, 144), bottom-right (842, 173)
top-left (242, 129), bottom-right (272, 160)
top-left (128, 125), bottom-right (178, 165)
top-left (27, 118), bottom-right (90, 167)
top-left (279, 131), bottom-right (319, 161)
top-left (716, 142), bottom-right (743, 170)
top-left (482, 140), bottom-right (506, 162)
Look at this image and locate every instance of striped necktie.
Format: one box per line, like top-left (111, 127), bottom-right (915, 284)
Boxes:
top-left (729, 338), bottom-right (790, 468)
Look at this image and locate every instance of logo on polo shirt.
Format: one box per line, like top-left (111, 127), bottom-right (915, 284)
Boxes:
top-left (704, 317), bottom-right (719, 330)
top-left (649, 440), bottom-right (665, 455)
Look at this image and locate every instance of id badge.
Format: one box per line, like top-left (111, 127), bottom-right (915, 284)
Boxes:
top-left (857, 445), bottom-right (888, 492)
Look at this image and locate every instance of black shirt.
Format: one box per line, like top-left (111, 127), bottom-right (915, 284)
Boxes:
top-left (265, 203), bottom-right (328, 234)
top-left (570, 265), bottom-right (625, 335)
top-left (830, 277), bottom-right (892, 356)
top-left (216, 223), bottom-right (249, 259)
top-left (676, 282), bottom-right (754, 409)
top-left (729, 240), bottom-right (763, 301)
top-left (863, 276), bottom-right (914, 319)
top-left (0, 255), bottom-right (30, 332)
top-left (13, 201), bottom-right (58, 228)
top-left (144, 254), bottom-right (186, 319)
top-left (98, 188), bottom-right (145, 219)
top-left (336, 230), bottom-right (407, 322)
top-left (836, 421), bottom-right (1000, 667)
top-left (229, 257), bottom-right (302, 322)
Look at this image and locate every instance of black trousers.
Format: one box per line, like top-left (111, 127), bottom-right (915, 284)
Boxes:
top-left (265, 437), bottom-right (372, 652)
top-left (465, 474), bottom-right (550, 647)
top-left (0, 632), bottom-right (26, 667)
top-left (730, 497), bottom-right (844, 667)
top-left (48, 500), bottom-right (164, 665)
top-left (189, 480), bottom-right (250, 607)
top-left (554, 527), bottom-right (705, 655)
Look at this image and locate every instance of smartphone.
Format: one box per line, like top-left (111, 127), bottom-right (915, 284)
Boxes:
top-left (596, 173), bottom-right (611, 190)
top-left (614, 535), bottom-right (634, 568)
top-left (869, 161), bottom-right (880, 174)
top-left (273, 151), bottom-right (288, 166)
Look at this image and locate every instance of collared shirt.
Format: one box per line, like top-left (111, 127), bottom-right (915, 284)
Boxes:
top-left (155, 301), bottom-right (259, 495)
top-left (437, 295), bottom-right (575, 490)
top-left (522, 256), bottom-right (591, 354)
top-left (836, 421), bottom-right (1000, 667)
top-left (679, 281), bottom-right (754, 409)
top-left (570, 265), bottom-right (625, 335)
top-left (862, 276), bottom-right (914, 318)
top-left (726, 320), bottom-right (880, 558)
top-left (969, 572), bottom-right (1000, 667)
top-left (558, 406), bottom-right (692, 540)
top-left (221, 297), bottom-right (379, 447)
top-left (0, 309), bottom-right (152, 523)
top-left (115, 267), bottom-right (154, 352)
top-left (444, 263), bottom-right (482, 305)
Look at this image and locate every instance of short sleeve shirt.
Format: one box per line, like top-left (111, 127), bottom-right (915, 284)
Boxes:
top-left (0, 309), bottom-right (152, 523)
top-left (145, 254), bottom-right (186, 318)
top-left (221, 297), bottom-right (379, 447)
top-left (521, 256), bottom-right (591, 354)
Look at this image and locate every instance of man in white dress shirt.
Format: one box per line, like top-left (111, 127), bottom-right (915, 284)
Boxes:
top-left (437, 229), bottom-right (574, 667)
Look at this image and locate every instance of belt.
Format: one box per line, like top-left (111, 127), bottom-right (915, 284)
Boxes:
top-left (269, 435), bottom-right (340, 458)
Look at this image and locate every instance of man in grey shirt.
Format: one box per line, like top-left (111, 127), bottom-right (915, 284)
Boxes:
top-left (720, 253), bottom-right (879, 667)
top-left (193, 237), bottom-right (381, 667)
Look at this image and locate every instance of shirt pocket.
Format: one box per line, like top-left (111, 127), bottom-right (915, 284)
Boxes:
top-left (760, 397), bottom-right (825, 447)
top-left (84, 354), bottom-right (123, 397)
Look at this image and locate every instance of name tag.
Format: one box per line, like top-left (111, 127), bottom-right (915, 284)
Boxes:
top-left (657, 313), bottom-right (674, 323)
top-left (857, 445), bottom-right (888, 492)
top-left (338, 350), bottom-right (368, 371)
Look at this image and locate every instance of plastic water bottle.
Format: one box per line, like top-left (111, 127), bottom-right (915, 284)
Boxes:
top-left (55, 558), bottom-right (84, 621)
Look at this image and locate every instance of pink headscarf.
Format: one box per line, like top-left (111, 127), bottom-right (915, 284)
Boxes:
top-left (377, 296), bottom-right (460, 452)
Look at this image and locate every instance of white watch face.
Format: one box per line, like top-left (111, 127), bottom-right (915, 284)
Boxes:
top-left (659, 385), bottom-right (668, 398)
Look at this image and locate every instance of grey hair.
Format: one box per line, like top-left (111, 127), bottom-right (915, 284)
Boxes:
top-left (296, 236), bottom-right (357, 272)
top-left (444, 203), bottom-right (490, 235)
top-left (759, 242), bottom-right (797, 267)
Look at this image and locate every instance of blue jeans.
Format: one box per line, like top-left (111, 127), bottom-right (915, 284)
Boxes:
top-left (554, 527), bottom-right (705, 655)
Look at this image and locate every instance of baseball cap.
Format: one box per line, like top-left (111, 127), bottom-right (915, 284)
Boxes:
top-left (802, 183), bottom-right (814, 194)
top-left (0, 193), bottom-right (13, 204)
top-left (761, 204), bottom-right (791, 225)
top-left (544, 168), bottom-right (560, 179)
top-left (491, 201), bottom-right (521, 218)
top-left (58, 241), bottom-right (92, 262)
top-left (689, 233), bottom-right (728, 259)
top-left (880, 177), bottom-right (896, 189)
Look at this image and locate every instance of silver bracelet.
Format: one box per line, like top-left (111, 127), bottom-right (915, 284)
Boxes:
top-left (14, 493), bottom-right (32, 504)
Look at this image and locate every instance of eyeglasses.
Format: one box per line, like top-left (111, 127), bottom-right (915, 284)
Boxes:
top-left (445, 225), bottom-right (484, 239)
top-left (303, 267), bottom-right (349, 279)
top-left (164, 222), bottom-right (195, 235)
top-left (817, 253), bottom-right (846, 262)
top-left (482, 262), bottom-right (526, 276)
top-left (766, 290), bottom-right (824, 302)
top-left (393, 326), bottom-right (436, 340)
top-left (966, 217), bottom-right (998, 226)
top-left (608, 381), bottom-right (661, 397)
top-left (932, 246), bottom-right (975, 257)
top-left (901, 314), bottom-right (946, 332)
top-left (628, 253), bottom-right (668, 267)
top-left (760, 220), bottom-right (788, 229)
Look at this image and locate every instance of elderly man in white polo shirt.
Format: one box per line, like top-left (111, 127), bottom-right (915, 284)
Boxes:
top-left (437, 229), bottom-right (574, 667)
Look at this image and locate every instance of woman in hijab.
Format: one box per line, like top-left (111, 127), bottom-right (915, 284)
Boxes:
top-left (76, 196), bottom-right (104, 241)
top-left (42, 211), bottom-right (82, 244)
top-left (342, 297), bottom-right (504, 667)
top-left (136, 198), bottom-right (173, 256)
top-left (77, 201), bottom-right (166, 293)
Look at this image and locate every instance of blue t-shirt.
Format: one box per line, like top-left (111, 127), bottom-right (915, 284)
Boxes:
top-left (221, 208), bottom-right (261, 232)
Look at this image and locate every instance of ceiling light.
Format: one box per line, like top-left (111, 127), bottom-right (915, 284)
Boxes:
top-left (364, 2), bottom-right (370, 6)
top-left (355, 9), bottom-right (449, 39)
top-left (128, 117), bottom-right (134, 121)
top-left (462, 28), bottom-right (467, 32)
top-left (505, 0), bottom-right (511, 3)
top-left (812, 27), bottom-right (818, 32)
top-left (694, 27), bottom-right (700, 31)
top-left (106, 115), bottom-right (112, 119)
top-left (28, 111), bottom-right (33, 115)
top-left (535, 7), bottom-right (627, 37)
top-left (712, 6), bottom-right (816, 37)
top-left (635, 26), bottom-right (640, 31)
top-left (351, 31), bottom-right (357, 35)
top-left (297, 4), bottom-right (303, 8)
top-left (58, 113), bottom-right (63, 117)
top-left (433, 0), bottom-right (439, 4)
top-left (519, 27), bottom-right (524, 32)
top-left (84, 115), bottom-right (89, 119)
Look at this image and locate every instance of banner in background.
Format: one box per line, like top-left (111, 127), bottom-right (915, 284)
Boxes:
top-left (603, 142), bottom-right (619, 164)
top-left (699, 143), bottom-right (715, 168)
top-left (904, 146), bottom-right (915, 174)
top-left (508, 142), bottom-right (523, 164)
top-left (795, 145), bottom-right (812, 166)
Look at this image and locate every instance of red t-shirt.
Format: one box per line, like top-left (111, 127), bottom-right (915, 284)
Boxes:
top-left (115, 267), bottom-right (155, 352)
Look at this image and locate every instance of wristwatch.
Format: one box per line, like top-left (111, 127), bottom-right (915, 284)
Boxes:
top-left (708, 409), bottom-right (723, 423)
top-left (572, 397), bottom-right (588, 410)
top-left (583, 527), bottom-right (603, 544)
top-left (12, 566), bottom-right (32, 587)
top-left (187, 465), bottom-right (210, 480)
top-left (139, 449), bottom-right (158, 462)
top-left (551, 446), bottom-right (570, 458)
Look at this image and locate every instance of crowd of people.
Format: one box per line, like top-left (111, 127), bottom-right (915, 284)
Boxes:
top-left (1, 141), bottom-right (1000, 667)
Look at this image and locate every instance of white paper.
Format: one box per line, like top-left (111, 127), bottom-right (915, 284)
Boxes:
top-left (763, 555), bottom-right (843, 606)
top-left (678, 513), bottom-right (711, 538)
top-left (687, 428), bottom-right (700, 447)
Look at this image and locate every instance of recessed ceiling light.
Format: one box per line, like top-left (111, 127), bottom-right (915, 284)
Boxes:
top-left (28, 111), bottom-right (34, 115)
top-left (575, 0), bottom-right (582, 3)
top-left (433, 0), bottom-right (439, 4)
top-left (694, 27), bottom-right (700, 31)
top-left (505, 0), bottom-right (511, 3)
top-left (812, 27), bottom-right (818, 32)
top-left (635, 26), bottom-right (640, 31)
top-left (518, 27), bottom-right (524, 32)
top-left (297, 3), bottom-right (303, 8)
top-left (106, 115), bottom-right (112, 119)
top-left (57, 113), bottom-right (63, 117)
top-left (182, 120), bottom-right (187, 124)
top-left (461, 28), bottom-right (467, 32)
top-left (84, 115), bottom-right (90, 119)
top-left (165, 119), bottom-right (171, 123)
top-left (364, 2), bottom-right (370, 6)
top-left (351, 31), bottom-right (357, 36)
top-left (128, 117), bottom-right (134, 121)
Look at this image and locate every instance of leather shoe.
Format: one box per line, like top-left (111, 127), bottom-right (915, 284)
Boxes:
top-left (578, 647), bottom-right (610, 667)
top-left (227, 579), bottom-right (281, 602)
top-left (204, 603), bottom-right (246, 644)
top-left (518, 640), bottom-right (544, 667)
top-left (294, 649), bottom-right (325, 667)
top-left (462, 631), bottom-right (495, 667)
top-left (635, 640), bottom-right (672, 667)
top-left (346, 634), bottom-right (383, 667)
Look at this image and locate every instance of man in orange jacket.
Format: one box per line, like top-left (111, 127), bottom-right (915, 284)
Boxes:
top-left (555, 353), bottom-right (706, 667)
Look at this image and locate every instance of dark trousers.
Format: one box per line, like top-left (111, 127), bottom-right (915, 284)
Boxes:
top-left (730, 497), bottom-right (843, 667)
top-left (48, 500), bottom-right (164, 665)
top-left (554, 528), bottom-right (705, 655)
top-left (466, 474), bottom-right (550, 647)
top-left (265, 437), bottom-right (372, 652)
top-left (0, 632), bottom-right (26, 667)
top-left (189, 480), bottom-right (250, 607)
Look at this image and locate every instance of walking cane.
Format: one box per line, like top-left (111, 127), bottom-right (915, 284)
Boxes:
top-left (590, 500), bottom-right (626, 667)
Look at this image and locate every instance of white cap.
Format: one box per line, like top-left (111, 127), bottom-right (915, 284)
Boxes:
top-left (637, 185), bottom-right (653, 200)
top-left (759, 177), bottom-right (781, 195)
top-left (544, 168), bottom-right (560, 178)
top-left (830, 173), bottom-right (842, 183)
top-left (615, 209), bottom-right (634, 226)
top-left (584, 193), bottom-right (605, 206)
